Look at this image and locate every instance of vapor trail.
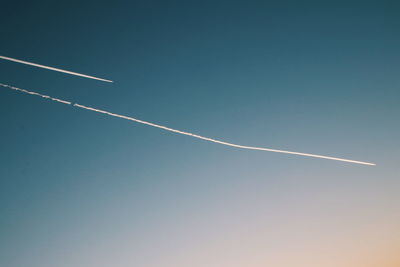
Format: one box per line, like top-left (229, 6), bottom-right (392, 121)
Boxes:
top-left (0, 83), bottom-right (376, 166)
top-left (0, 55), bottom-right (113, 83)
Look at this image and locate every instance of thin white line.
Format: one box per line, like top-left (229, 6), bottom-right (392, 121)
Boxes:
top-left (1, 83), bottom-right (72, 105)
top-left (0, 55), bottom-right (113, 83)
top-left (0, 83), bottom-right (376, 166)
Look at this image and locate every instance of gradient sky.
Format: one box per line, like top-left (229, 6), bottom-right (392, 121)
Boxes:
top-left (1, 1), bottom-right (399, 266)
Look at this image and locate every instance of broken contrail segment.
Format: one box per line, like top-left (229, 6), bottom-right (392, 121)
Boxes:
top-left (0, 83), bottom-right (376, 166)
top-left (0, 55), bottom-right (113, 83)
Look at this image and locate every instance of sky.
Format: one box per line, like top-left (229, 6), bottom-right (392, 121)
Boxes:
top-left (0, 1), bottom-right (399, 266)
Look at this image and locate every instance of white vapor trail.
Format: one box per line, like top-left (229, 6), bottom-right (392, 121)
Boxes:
top-left (0, 83), bottom-right (376, 166)
top-left (0, 55), bottom-right (113, 83)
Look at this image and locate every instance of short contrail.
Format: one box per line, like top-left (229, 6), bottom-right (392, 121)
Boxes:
top-left (0, 83), bottom-right (376, 166)
top-left (0, 55), bottom-right (113, 83)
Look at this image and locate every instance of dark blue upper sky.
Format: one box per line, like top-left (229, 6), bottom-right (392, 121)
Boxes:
top-left (1, 1), bottom-right (399, 266)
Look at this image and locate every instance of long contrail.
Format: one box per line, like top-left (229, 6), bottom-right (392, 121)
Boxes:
top-left (0, 55), bottom-right (113, 83)
top-left (0, 83), bottom-right (376, 166)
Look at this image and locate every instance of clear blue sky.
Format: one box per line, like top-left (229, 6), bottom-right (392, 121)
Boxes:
top-left (1, 1), bottom-right (399, 266)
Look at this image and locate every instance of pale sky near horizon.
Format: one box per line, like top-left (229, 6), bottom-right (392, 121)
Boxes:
top-left (1, 1), bottom-right (399, 266)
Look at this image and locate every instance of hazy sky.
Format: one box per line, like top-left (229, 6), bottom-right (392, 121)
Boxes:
top-left (1, 1), bottom-right (399, 266)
